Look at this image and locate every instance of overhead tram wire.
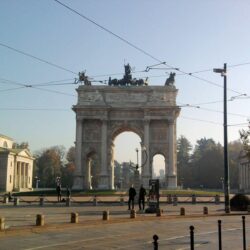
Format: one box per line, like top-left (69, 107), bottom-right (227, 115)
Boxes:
top-left (0, 42), bottom-right (77, 75)
top-left (178, 102), bottom-right (250, 119)
top-left (180, 116), bottom-right (222, 126)
top-left (0, 107), bottom-right (70, 111)
top-left (0, 87), bottom-right (26, 92)
top-left (0, 77), bottom-right (76, 97)
top-left (53, 0), bottom-right (163, 64)
top-left (53, 1), bottom-right (248, 95)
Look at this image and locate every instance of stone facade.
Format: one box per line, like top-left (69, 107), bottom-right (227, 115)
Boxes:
top-left (0, 134), bottom-right (34, 192)
top-left (73, 85), bottom-right (180, 190)
top-left (239, 153), bottom-right (250, 192)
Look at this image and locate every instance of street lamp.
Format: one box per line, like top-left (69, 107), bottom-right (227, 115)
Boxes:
top-left (213, 63), bottom-right (230, 213)
top-left (135, 148), bottom-right (139, 170)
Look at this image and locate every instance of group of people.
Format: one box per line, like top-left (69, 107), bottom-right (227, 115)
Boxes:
top-left (56, 184), bottom-right (71, 202)
top-left (128, 184), bottom-right (147, 210)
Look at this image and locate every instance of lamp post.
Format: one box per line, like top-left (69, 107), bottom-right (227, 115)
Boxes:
top-left (131, 146), bottom-right (148, 192)
top-left (213, 63), bottom-right (230, 213)
top-left (135, 148), bottom-right (139, 170)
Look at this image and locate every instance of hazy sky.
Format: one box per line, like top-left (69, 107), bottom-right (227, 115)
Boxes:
top-left (1, 1), bottom-right (250, 174)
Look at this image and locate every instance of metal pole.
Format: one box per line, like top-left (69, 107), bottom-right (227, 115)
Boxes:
top-left (190, 225), bottom-right (194, 250)
top-left (223, 63), bottom-right (230, 214)
top-left (218, 220), bottom-right (222, 250)
top-left (242, 216), bottom-right (246, 250)
top-left (136, 148), bottom-right (139, 169)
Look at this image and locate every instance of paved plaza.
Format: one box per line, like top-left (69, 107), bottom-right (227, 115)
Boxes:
top-left (0, 201), bottom-right (250, 249)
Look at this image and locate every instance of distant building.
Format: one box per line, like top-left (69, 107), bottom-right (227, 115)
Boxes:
top-left (159, 169), bottom-right (165, 179)
top-left (239, 152), bottom-right (250, 192)
top-left (0, 134), bottom-right (34, 192)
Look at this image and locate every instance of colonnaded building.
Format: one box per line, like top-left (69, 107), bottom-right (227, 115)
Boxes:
top-left (239, 153), bottom-right (250, 192)
top-left (72, 66), bottom-right (180, 190)
top-left (0, 134), bottom-right (34, 192)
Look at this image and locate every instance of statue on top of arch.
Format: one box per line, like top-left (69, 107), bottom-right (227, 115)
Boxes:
top-left (165, 72), bottom-right (176, 86)
top-left (108, 64), bottom-right (148, 86)
top-left (75, 71), bottom-right (92, 85)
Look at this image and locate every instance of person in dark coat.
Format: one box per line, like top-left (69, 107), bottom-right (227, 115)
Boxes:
top-left (66, 186), bottom-right (71, 198)
top-left (128, 184), bottom-right (136, 210)
top-left (56, 184), bottom-right (62, 202)
top-left (138, 184), bottom-right (147, 210)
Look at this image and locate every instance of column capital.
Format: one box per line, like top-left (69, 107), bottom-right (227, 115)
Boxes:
top-left (168, 119), bottom-right (175, 125)
top-left (76, 117), bottom-right (83, 122)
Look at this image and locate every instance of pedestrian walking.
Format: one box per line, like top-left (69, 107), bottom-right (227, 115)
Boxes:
top-left (138, 184), bottom-right (147, 210)
top-left (56, 184), bottom-right (62, 202)
top-left (128, 184), bottom-right (136, 210)
top-left (66, 186), bottom-right (71, 198)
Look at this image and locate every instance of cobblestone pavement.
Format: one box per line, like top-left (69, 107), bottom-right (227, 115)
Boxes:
top-left (0, 203), bottom-right (249, 249)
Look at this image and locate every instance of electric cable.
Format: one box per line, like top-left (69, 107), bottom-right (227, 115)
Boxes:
top-left (53, 0), bottom-right (163, 64)
top-left (0, 42), bottom-right (77, 75)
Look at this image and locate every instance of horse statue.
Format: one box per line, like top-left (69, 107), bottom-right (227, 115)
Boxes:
top-left (165, 72), bottom-right (176, 86)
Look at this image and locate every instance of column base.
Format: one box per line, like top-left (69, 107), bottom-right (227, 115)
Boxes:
top-left (167, 175), bottom-right (177, 189)
top-left (98, 174), bottom-right (110, 190)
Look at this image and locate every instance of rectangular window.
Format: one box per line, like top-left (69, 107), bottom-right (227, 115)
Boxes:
top-left (9, 175), bottom-right (12, 183)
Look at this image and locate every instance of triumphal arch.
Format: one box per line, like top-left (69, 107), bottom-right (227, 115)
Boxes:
top-left (72, 66), bottom-right (180, 190)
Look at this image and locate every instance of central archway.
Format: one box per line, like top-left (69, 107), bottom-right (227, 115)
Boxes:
top-left (73, 85), bottom-right (180, 190)
top-left (113, 131), bottom-right (142, 190)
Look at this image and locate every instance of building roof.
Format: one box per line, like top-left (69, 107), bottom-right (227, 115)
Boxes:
top-left (0, 147), bottom-right (34, 159)
top-left (0, 134), bottom-right (13, 141)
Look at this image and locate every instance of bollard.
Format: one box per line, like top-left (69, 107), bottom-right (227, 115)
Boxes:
top-left (36, 214), bottom-right (45, 226)
top-left (190, 225), bottom-right (194, 250)
top-left (215, 194), bottom-right (220, 204)
top-left (120, 196), bottom-right (124, 206)
top-left (71, 212), bottom-right (79, 223)
top-left (180, 207), bottom-right (185, 216)
top-left (3, 196), bottom-right (9, 204)
top-left (191, 194), bottom-right (196, 204)
top-left (93, 195), bottom-right (98, 206)
top-left (66, 197), bottom-right (71, 207)
top-left (242, 216), bottom-right (246, 250)
top-left (0, 217), bottom-right (5, 230)
top-left (152, 234), bottom-right (159, 250)
top-left (173, 195), bottom-right (178, 206)
top-left (14, 197), bottom-right (19, 206)
top-left (39, 197), bottom-right (44, 206)
top-left (167, 194), bottom-right (172, 204)
top-left (156, 208), bottom-right (162, 217)
top-left (130, 209), bottom-right (136, 219)
top-left (203, 206), bottom-right (208, 215)
top-left (218, 220), bottom-right (222, 250)
top-left (103, 210), bottom-right (109, 221)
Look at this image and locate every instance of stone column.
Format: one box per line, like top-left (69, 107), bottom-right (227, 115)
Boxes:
top-left (109, 142), bottom-right (115, 190)
top-left (14, 161), bottom-right (18, 189)
top-left (98, 120), bottom-right (109, 189)
top-left (72, 117), bottom-right (84, 190)
top-left (86, 158), bottom-right (92, 189)
top-left (19, 162), bottom-right (22, 190)
top-left (23, 163), bottom-right (26, 188)
top-left (167, 121), bottom-right (177, 188)
top-left (246, 164), bottom-right (249, 190)
top-left (239, 164), bottom-right (242, 190)
top-left (142, 119), bottom-right (150, 188)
